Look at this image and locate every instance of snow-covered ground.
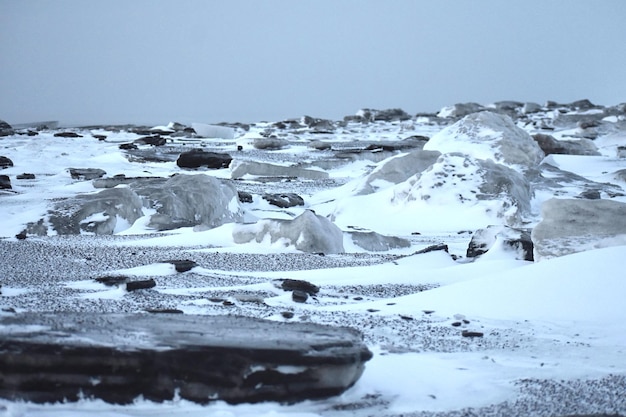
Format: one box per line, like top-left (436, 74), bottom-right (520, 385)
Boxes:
top-left (1, 102), bottom-right (626, 416)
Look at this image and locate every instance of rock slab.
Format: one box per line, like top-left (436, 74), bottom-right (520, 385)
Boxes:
top-left (0, 312), bottom-right (372, 404)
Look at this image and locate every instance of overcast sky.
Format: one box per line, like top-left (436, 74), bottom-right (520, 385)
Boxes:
top-left (1, 1), bottom-right (625, 126)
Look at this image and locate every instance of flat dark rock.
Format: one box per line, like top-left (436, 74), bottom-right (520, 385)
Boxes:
top-left (0, 312), bottom-right (372, 404)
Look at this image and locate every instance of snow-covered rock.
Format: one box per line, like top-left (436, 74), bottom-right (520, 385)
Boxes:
top-left (191, 123), bottom-right (235, 139)
top-left (355, 149), bottom-right (441, 195)
top-left (466, 225), bottom-right (533, 261)
top-left (532, 133), bottom-right (600, 156)
top-left (436, 102), bottom-right (485, 119)
top-left (134, 174), bottom-right (243, 231)
top-left (230, 160), bottom-right (329, 180)
top-left (424, 111), bottom-right (544, 170)
top-left (233, 210), bottom-right (344, 254)
top-left (532, 198), bottom-right (626, 260)
top-left (392, 153), bottom-right (532, 226)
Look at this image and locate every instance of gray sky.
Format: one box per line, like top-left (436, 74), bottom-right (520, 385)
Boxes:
top-left (1, 0), bottom-right (625, 126)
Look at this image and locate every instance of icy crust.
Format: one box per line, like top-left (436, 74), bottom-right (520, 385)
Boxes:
top-left (424, 111), bottom-right (544, 170)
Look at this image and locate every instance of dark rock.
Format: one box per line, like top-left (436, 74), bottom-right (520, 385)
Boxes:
top-left (0, 156), bottom-right (13, 169)
top-left (146, 309), bottom-right (184, 314)
top-left (262, 193), bottom-right (305, 208)
top-left (372, 108), bottom-right (411, 122)
top-left (0, 312), bottom-right (371, 404)
top-left (126, 279), bottom-right (156, 292)
top-left (54, 131), bottom-right (83, 138)
top-left (292, 290), bottom-right (309, 303)
top-left (176, 149), bottom-right (232, 169)
top-left (69, 168), bottom-right (106, 180)
top-left (238, 191), bottom-right (253, 203)
top-left (16, 173), bottom-right (35, 180)
top-left (281, 311), bottom-right (295, 319)
top-left (461, 331), bottom-right (484, 338)
top-left (119, 142), bottom-right (138, 150)
top-left (578, 189), bottom-right (601, 200)
top-left (15, 232), bottom-right (27, 240)
top-left (134, 135), bottom-right (167, 146)
top-left (0, 175), bottom-right (11, 190)
top-left (163, 259), bottom-right (198, 272)
top-left (451, 321), bottom-right (462, 327)
top-left (93, 134), bottom-right (107, 141)
top-left (532, 133), bottom-right (600, 156)
top-left (95, 275), bottom-right (129, 286)
top-left (279, 279), bottom-right (320, 295)
top-left (412, 244), bottom-right (449, 255)
top-left (466, 225), bottom-right (533, 261)
top-left (0, 120), bottom-right (15, 137)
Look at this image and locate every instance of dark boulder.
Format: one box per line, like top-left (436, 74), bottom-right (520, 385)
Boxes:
top-left (238, 191), bottom-right (253, 203)
top-left (292, 290), bottom-right (309, 303)
top-left (0, 120), bottom-right (14, 137)
top-left (0, 156), bottom-right (13, 169)
top-left (119, 143), bottom-right (138, 150)
top-left (69, 168), bottom-right (106, 180)
top-left (0, 312), bottom-right (372, 404)
top-left (278, 278), bottom-right (320, 295)
top-left (262, 193), bottom-right (305, 208)
top-left (16, 173), bottom-right (35, 180)
top-left (162, 259), bottom-right (198, 272)
top-left (532, 133), bottom-right (600, 156)
top-left (134, 135), bottom-right (167, 146)
top-left (577, 189), bottom-right (601, 200)
top-left (0, 175), bottom-right (11, 190)
top-left (126, 279), bottom-right (156, 292)
top-left (95, 275), bottom-right (129, 286)
top-left (176, 149), bottom-right (232, 169)
top-left (54, 131), bottom-right (83, 138)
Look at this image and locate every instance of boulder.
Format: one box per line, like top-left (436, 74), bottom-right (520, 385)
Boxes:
top-left (355, 149), bottom-right (441, 195)
top-left (0, 175), bottom-right (11, 190)
top-left (230, 160), bottom-right (329, 180)
top-left (437, 102), bottom-right (485, 118)
top-left (191, 123), bottom-right (235, 139)
top-left (0, 156), bottom-right (13, 169)
top-left (133, 174), bottom-right (243, 231)
top-left (233, 210), bottom-right (344, 254)
top-left (45, 187), bottom-right (145, 235)
top-left (69, 168), bottom-right (106, 180)
top-left (466, 225), bottom-right (533, 261)
top-left (0, 120), bottom-right (14, 137)
top-left (424, 111), bottom-right (544, 170)
top-left (349, 231), bottom-right (411, 252)
top-left (54, 131), bottom-right (83, 138)
top-left (134, 135), bottom-right (167, 146)
top-left (16, 173), bottom-right (35, 180)
top-left (531, 198), bottom-right (626, 260)
top-left (252, 137), bottom-right (289, 150)
top-left (371, 108), bottom-right (412, 122)
top-left (262, 193), bottom-right (305, 208)
top-left (393, 153), bottom-right (532, 226)
top-left (176, 149), bottom-right (232, 169)
top-left (532, 133), bottom-right (600, 156)
top-left (0, 312), bottom-right (371, 404)
top-left (522, 102), bottom-right (543, 114)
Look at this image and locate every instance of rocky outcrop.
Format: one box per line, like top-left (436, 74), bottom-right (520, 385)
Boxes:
top-left (532, 198), bottom-right (626, 260)
top-left (424, 111), bottom-right (544, 170)
top-left (0, 312), bottom-right (372, 404)
top-left (233, 210), bottom-right (344, 254)
top-left (176, 149), bottom-right (232, 169)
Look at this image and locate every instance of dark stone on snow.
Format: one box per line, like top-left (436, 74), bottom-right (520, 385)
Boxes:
top-left (119, 142), bottom-right (138, 150)
top-left (134, 135), bottom-right (167, 146)
top-left (69, 167), bottom-right (106, 180)
top-left (126, 279), bottom-right (156, 291)
top-left (162, 259), bottom-right (198, 272)
top-left (372, 108), bottom-right (412, 122)
top-left (16, 173), bottom-right (35, 180)
top-left (262, 192), bottom-right (305, 208)
top-left (461, 330), bottom-right (484, 338)
top-left (54, 131), bottom-right (83, 138)
top-left (292, 290), bottom-right (309, 303)
top-left (0, 120), bottom-right (15, 137)
top-left (412, 244), bottom-right (449, 255)
top-left (279, 278), bottom-right (320, 295)
top-left (578, 189), bottom-right (601, 200)
top-left (176, 149), bottom-right (232, 169)
top-left (93, 134), bottom-right (107, 141)
top-left (0, 312), bottom-right (371, 404)
top-left (281, 311), bottom-right (295, 319)
top-left (0, 156), bottom-right (13, 169)
top-left (146, 308), bottom-right (184, 314)
top-left (0, 175), bottom-right (11, 190)
top-left (15, 232), bottom-right (27, 240)
top-left (95, 275), bottom-right (129, 286)
top-left (238, 191), bottom-right (253, 203)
